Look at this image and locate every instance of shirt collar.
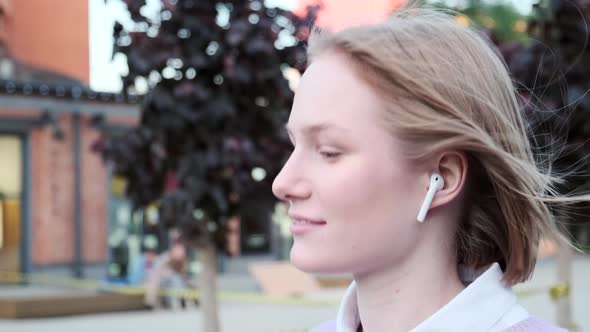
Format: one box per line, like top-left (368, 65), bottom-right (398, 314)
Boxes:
top-left (335, 263), bottom-right (518, 332)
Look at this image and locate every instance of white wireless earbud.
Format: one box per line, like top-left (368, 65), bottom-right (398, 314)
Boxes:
top-left (417, 174), bottom-right (444, 223)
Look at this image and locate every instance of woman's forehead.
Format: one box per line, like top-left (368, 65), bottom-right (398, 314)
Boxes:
top-left (290, 55), bottom-right (385, 130)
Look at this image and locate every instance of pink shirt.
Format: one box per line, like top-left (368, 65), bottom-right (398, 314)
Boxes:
top-left (311, 263), bottom-right (567, 332)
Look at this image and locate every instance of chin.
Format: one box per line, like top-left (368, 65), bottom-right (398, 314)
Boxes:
top-left (289, 242), bottom-right (347, 274)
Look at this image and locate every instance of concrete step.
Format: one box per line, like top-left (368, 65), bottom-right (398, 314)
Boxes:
top-left (0, 291), bottom-right (147, 319)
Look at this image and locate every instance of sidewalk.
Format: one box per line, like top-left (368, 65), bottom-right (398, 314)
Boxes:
top-left (514, 255), bottom-right (590, 331)
top-left (0, 255), bottom-right (587, 332)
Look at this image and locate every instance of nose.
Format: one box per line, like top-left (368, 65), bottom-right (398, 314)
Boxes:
top-left (272, 153), bottom-right (311, 202)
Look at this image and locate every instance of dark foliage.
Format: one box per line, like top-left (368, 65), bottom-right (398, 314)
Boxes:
top-left (506, 0), bottom-right (590, 246)
top-left (100, 0), bottom-right (318, 249)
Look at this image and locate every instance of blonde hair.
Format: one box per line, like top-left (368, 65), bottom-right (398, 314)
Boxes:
top-left (306, 5), bottom-right (578, 285)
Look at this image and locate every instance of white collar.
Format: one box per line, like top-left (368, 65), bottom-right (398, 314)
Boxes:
top-left (335, 263), bottom-right (526, 332)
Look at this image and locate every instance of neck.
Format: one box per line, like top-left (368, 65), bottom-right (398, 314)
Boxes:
top-left (354, 245), bottom-right (465, 332)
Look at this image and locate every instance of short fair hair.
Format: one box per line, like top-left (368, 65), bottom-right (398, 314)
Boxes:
top-left (306, 5), bottom-right (575, 285)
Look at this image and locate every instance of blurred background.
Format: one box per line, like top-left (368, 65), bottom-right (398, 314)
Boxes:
top-left (0, 0), bottom-right (588, 331)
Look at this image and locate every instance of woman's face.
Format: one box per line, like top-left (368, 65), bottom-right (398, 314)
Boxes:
top-left (272, 53), bottom-right (426, 275)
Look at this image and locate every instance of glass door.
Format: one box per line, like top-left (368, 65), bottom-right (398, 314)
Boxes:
top-left (0, 134), bottom-right (23, 274)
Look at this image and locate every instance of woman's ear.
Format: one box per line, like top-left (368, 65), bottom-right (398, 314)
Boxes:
top-left (428, 151), bottom-right (468, 209)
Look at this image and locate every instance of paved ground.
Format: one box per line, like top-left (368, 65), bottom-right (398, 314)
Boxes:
top-left (0, 255), bottom-right (588, 332)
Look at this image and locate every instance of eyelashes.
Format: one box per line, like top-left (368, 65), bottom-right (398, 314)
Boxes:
top-left (287, 142), bottom-right (342, 161)
top-left (319, 150), bottom-right (341, 160)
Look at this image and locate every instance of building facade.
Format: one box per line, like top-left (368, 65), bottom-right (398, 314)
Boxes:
top-left (0, 0), bottom-right (139, 278)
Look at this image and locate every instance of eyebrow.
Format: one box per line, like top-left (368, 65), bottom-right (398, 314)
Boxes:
top-left (285, 123), bottom-right (349, 137)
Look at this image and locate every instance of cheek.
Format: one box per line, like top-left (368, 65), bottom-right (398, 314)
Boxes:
top-left (342, 167), bottom-right (419, 238)
top-left (323, 159), bottom-right (417, 222)
top-left (290, 156), bottom-right (422, 274)
top-left (324, 162), bottom-right (422, 267)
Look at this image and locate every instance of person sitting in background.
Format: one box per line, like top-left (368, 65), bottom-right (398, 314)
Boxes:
top-left (144, 231), bottom-right (195, 310)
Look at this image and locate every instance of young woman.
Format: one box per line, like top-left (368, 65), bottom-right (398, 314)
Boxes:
top-left (272, 4), bottom-right (572, 332)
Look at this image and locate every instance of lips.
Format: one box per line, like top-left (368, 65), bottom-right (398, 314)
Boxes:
top-left (292, 219), bottom-right (325, 225)
top-left (288, 213), bottom-right (326, 224)
top-left (288, 213), bottom-right (327, 236)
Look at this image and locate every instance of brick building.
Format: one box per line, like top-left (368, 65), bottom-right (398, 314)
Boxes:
top-left (0, 0), bottom-right (139, 278)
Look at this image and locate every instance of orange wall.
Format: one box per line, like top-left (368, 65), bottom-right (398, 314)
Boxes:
top-left (30, 114), bottom-right (109, 265)
top-left (81, 116), bottom-right (108, 263)
top-left (296, 0), bottom-right (405, 31)
top-left (9, 0), bottom-right (89, 83)
top-left (31, 114), bottom-right (76, 264)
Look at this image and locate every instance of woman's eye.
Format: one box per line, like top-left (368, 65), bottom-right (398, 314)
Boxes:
top-left (319, 150), bottom-right (341, 160)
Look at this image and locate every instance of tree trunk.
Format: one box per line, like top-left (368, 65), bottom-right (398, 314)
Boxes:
top-left (199, 244), bottom-right (220, 332)
top-left (555, 245), bottom-right (574, 329)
